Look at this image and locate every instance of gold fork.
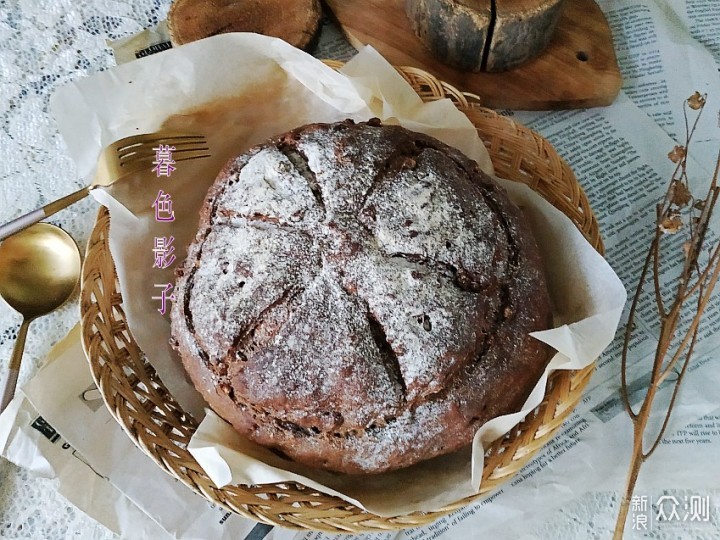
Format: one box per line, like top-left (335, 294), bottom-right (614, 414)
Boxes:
top-left (0, 132), bottom-right (210, 241)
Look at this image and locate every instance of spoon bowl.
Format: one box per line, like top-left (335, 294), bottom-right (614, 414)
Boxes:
top-left (0, 223), bottom-right (81, 412)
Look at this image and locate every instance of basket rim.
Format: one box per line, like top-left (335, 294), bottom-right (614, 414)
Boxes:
top-left (79, 62), bottom-right (601, 533)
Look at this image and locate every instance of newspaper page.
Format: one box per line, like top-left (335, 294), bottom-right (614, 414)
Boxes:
top-left (2, 3), bottom-right (720, 540)
top-left (658, 0), bottom-right (720, 65)
top-left (591, 1), bottom-right (720, 172)
top-left (312, 14), bottom-right (358, 62)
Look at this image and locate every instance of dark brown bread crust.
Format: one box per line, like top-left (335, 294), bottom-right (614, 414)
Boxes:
top-left (170, 119), bottom-right (552, 474)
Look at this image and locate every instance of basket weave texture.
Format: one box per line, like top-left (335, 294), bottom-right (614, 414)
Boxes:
top-left (80, 63), bottom-right (602, 533)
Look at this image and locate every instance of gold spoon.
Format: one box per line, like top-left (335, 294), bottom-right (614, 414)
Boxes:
top-left (0, 223), bottom-right (81, 413)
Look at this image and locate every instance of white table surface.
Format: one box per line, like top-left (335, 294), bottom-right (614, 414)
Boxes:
top-left (1, 1), bottom-right (719, 539)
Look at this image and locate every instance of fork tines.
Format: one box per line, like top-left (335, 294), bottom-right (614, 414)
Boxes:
top-left (113, 133), bottom-right (206, 153)
top-left (113, 133), bottom-right (211, 171)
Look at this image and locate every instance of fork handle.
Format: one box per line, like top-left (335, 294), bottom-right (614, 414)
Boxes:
top-left (0, 185), bottom-right (90, 241)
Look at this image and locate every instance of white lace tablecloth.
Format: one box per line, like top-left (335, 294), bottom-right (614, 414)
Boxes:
top-left (1, 1), bottom-right (719, 539)
top-left (0, 1), bottom-right (160, 537)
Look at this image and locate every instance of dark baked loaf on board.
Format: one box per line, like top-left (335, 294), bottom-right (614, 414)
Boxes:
top-left (170, 119), bottom-right (552, 474)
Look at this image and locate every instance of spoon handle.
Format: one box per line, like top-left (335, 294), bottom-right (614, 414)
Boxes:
top-left (0, 318), bottom-right (30, 414)
top-left (0, 185), bottom-right (90, 242)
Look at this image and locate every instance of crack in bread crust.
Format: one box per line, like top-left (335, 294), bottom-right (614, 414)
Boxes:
top-left (364, 300), bottom-right (408, 400)
top-left (357, 139), bottom-right (426, 215)
top-left (277, 144), bottom-right (325, 216)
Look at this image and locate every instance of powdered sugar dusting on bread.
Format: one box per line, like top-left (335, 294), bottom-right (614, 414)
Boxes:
top-left (187, 223), bottom-right (319, 360)
top-left (215, 147), bottom-right (322, 225)
top-left (360, 147), bottom-right (509, 285)
top-left (171, 120), bottom-right (552, 474)
top-left (296, 122), bottom-right (399, 218)
top-left (342, 250), bottom-right (487, 402)
top-left (230, 271), bottom-right (404, 429)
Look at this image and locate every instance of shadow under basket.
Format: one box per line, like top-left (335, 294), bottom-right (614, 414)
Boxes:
top-left (80, 61), bottom-right (602, 533)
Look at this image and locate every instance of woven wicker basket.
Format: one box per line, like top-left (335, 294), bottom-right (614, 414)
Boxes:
top-left (79, 62), bottom-right (602, 533)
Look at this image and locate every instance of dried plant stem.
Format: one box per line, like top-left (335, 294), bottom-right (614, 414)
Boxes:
top-left (613, 94), bottom-right (720, 538)
top-left (614, 256), bottom-right (719, 537)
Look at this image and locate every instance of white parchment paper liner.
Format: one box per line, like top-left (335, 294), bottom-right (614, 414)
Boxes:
top-left (50, 33), bottom-right (625, 516)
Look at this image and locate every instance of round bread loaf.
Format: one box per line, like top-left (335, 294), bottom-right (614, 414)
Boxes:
top-left (170, 119), bottom-right (553, 474)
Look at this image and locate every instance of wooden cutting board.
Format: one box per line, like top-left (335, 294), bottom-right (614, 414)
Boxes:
top-left (325, 0), bottom-right (622, 110)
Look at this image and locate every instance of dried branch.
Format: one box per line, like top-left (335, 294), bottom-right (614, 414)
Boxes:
top-left (614, 92), bottom-right (720, 538)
